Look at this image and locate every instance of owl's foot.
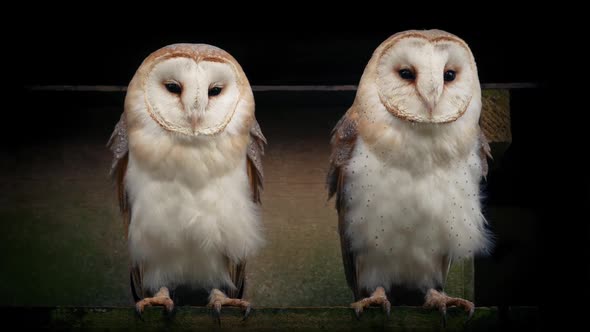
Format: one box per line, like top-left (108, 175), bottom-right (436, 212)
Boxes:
top-left (350, 287), bottom-right (391, 320)
top-left (208, 288), bottom-right (251, 325)
top-left (423, 289), bottom-right (474, 327)
top-left (135, 287), bottom-right (174, 318)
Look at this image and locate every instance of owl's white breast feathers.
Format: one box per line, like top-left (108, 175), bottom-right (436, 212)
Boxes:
top-left (124, 103), bottom-right (263, 292)
top-left (342, 99), bottom-right (490, 292)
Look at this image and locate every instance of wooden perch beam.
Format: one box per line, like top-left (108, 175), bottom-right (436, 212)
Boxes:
top-left (5, 306), bottom-right (537, 331)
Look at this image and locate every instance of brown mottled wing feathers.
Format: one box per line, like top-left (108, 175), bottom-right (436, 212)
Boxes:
top-left (246, 119), bottom-right (267, 203)
top-left (107, 113), bottom-right (130, 233)
top-left (107, 114), bottom-right (143, 300)
top-left (326, 108), bottom-right (361, 300)
top-left (223, 259), bottom-right (247, 299)
top-left (225, 119), bottom-right (266, 298)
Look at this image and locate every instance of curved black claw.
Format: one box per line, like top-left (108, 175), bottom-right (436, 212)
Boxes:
top-left (164, 306), bottom-right (176, 319)
top-left (212, 305), bottom-right (221, 327)
top-left (466, 306), bottom-right (475, 322)
top-left (440, 306), bottom-right (447, 328)
top-left (353, 307), bottom-right (363, 320)
top-left (383, 301), bottom-right (391, 320)
top-left (135, 306), bottom-right (145, 322)
top-left (242, 304), bottom-right (252, 321)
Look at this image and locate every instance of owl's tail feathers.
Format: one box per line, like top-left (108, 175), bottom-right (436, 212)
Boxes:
top-left (134, 287), bottom-right (175, 319)
top-left (423, 288), bottom-right (474, 327)
top-left (350, 286), bottom-right (391, 320)
top-left (208, 288), bottom-right (252, 325)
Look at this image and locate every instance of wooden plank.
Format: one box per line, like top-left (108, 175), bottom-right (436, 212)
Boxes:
top-left (481, 90), bottom-right (511, 143)
top-left (445, 258), bottom-right (474, 301)
top-left (5, 306), bottom-right (538, 331)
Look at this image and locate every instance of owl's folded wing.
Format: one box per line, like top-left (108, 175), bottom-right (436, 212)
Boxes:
top-left (326, 107), bottom-right (362, 300)
top-left (246, 118), bottom-right (267, 204)
top-left (221, 119), bottom-right (267, 299)
top-left (107, 114), bottom-right (130, 234)
top-left (107, 114), bottom-right (144, 300)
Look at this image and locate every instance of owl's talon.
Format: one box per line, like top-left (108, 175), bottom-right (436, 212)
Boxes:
top-left (135, 305), bottom-right (145, 321)
top-left (350, 300), bottom-right (364, 319)
top-left (353, 306), bottom-right (363, 320)
top-left (425, 288), bottom-right (474, 326)
top-left (208, 288), bottom-right (251, 324)
top-left (440, 306), bottom-right (447, 328)
top-left (210, 302), bottom-right (221, 326)
top-left (242, 304), bottom-right (252, 321)
top-left (164, 305), bottom-right (176, 319)
top-left (134, 287), bottom-right (174, 320)
top-left (383, 300), bottom-right (391, 320)
top-left (466, 306), bottom-right (475, 322)
top-left (215, 313), bottom-right (222, 326)
top-left (350, 287), bottom-right (390, 320)
top-left (164, 300), bottom-right (174, 313)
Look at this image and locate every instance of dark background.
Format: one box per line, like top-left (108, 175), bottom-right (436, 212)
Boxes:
top-left (12, 15), bottom-right (588, 329)
top-left (23, 27), bottom-right (544, 86)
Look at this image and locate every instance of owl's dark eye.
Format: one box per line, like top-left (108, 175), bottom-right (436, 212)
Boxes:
top-left (398, 69), bottom-right (415, 80)
top-left (444, 70), bottom-right (456, 82)
top-left (208, 86), bottom-right (222, 97)
top-left (164, 82), bottom-right (182, 94)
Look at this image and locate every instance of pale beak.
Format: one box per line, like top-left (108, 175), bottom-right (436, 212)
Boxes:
top-left (417, 76), bottom-right (443, 115)
top-left (185, 103), bottom-right (202, 133)
top-left (189, 113), bottom-right (201, 132)
top-left (426, 90), bottom-right (441, 113)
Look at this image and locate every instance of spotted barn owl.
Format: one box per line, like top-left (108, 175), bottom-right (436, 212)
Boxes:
top-left (107, 44), bottom-right (266, 320)
top-left (327, 30), bottom-right (492, 321)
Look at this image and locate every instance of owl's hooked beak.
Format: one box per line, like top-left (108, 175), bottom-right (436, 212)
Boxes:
top-left (189, 113), bottom-right (202, 133)
top-left (185, 103), bottom-right (202, 133)
top-left (417, 77), bottom-right (443, 116)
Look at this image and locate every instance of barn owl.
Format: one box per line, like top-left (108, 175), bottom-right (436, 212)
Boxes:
top-left (327, 30), bottom-right (492, 322)
top-left (107, 44), bottom-right (266, 321)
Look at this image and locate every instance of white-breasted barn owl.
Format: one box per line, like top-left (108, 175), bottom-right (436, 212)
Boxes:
top-left (108, 44), bottom-right (266, 320)
top-left (327, 30), bottom-right (492, 322)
